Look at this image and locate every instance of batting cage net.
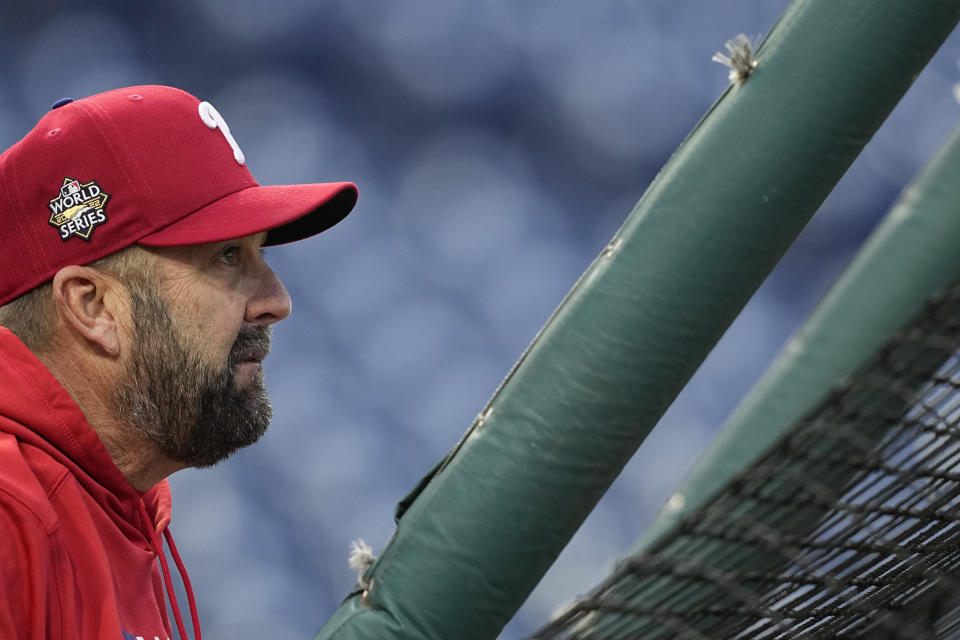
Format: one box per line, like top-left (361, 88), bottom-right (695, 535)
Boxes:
top-left (531, 277), bottom-right (960, 640)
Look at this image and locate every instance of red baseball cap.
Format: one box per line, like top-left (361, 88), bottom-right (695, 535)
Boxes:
top-left (0, 85), bottom-right (358, 305)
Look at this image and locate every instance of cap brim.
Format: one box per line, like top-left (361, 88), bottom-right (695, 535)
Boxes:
top-left (138, 182), bottom-right (358, 247)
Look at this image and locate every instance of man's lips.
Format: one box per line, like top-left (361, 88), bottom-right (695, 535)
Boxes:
top-left (231, 351), bottom-right (266, 387)
top-left (229, 326), bottom-right (272, 370)
top-left (236, 349), bottom-right (267, 363)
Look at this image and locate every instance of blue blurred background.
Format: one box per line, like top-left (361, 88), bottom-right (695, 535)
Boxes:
top-left (2, 1), bottom-right (960, 638)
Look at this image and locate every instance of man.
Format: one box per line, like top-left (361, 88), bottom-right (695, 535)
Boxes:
top-left (0, 86), bottom-right (357, 640)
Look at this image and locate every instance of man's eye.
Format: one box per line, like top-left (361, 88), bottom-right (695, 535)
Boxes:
top-left (218, 246), bottom-right (240, 265)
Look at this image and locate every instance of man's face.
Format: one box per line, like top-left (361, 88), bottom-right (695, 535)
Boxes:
top-left (112, 232), bottom-right (292, 467)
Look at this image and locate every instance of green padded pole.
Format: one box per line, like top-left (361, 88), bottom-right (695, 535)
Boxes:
top-left (631, 116), bottom-right (960, 556)
top-left (316, 2), bottom-right (960, 639)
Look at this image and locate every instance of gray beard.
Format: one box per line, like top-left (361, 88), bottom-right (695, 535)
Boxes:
top-left (113, 287), bottom-right (273, 468)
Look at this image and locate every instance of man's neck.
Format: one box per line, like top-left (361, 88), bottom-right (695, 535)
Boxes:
top-left (39, 350), bottom-right (183, 492)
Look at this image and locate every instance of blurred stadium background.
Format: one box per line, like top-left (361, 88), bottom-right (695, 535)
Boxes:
top-left (2, 1), bottom-right (960, 638)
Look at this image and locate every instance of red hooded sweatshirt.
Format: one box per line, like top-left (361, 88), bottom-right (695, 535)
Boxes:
top-left (0, 327), bottom-right (200, 639)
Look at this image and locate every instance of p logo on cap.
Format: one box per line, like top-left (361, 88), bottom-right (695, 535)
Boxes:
top-left (198, 101), bottom-right (245, 166)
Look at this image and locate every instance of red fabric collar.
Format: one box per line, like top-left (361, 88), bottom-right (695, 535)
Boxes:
top-left (0, 326), bottom-right (171, 532)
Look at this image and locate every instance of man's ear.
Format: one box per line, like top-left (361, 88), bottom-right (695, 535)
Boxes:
top-left (51, 266), bottom-right (125, 357)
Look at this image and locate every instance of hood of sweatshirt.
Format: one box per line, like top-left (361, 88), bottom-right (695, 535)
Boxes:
top-left (0, 326), bottom-right (171, 537)
top-left (0, 326), bottom-right (201, 639)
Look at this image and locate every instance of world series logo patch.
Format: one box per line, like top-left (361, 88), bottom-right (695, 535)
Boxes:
top-left (48, 177), bottom-right (110, 241)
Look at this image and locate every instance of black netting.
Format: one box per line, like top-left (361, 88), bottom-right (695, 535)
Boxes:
top-left (532, 281), bottom-right (960, 640)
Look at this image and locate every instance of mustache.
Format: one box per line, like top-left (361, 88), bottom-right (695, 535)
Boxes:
top-left (228, 325), bottom-right (272, 366)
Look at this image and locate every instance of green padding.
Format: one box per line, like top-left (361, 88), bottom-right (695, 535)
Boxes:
top-left (315, 1), bottom-right (960, 638)
top-left (633, 116), bottom-right (960, 556)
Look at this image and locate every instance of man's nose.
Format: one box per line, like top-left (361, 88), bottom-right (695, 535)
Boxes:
top-left (245, 263), bottom-right (292, 326)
